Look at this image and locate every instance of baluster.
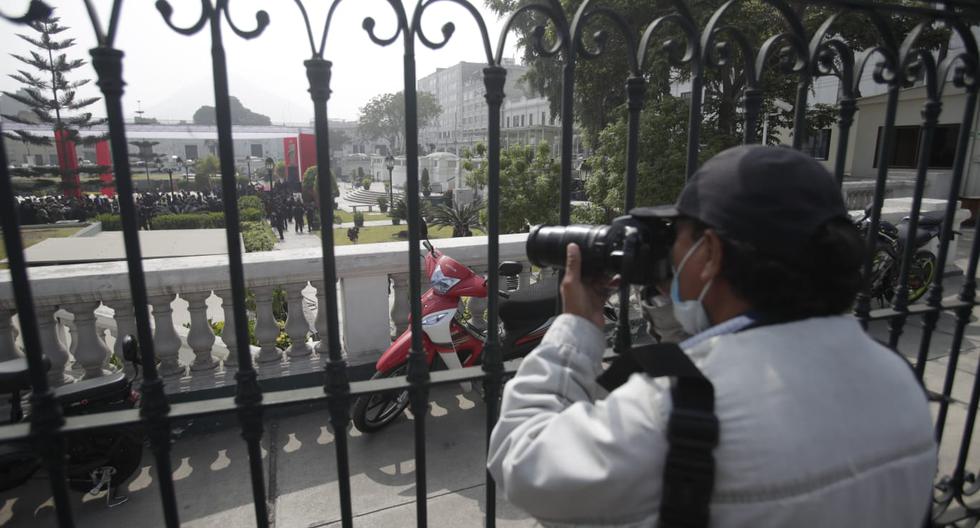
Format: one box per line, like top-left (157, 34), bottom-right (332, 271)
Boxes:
top-left (35, 304), bottom-right (71, 386)
top-left (184, 291), bottom-right (218, 371)
top-left (253, 286), bottom-right (281, 364)
top-left (0, 308), bottom-right (19, 361)
top-left (218, 289), bottom-right (242, 368)
top-left (389, 273), bottom-right (411, 339)
top-left (311, 280), bottom-right (328, 357)
top-left (150, 294), bottom-right (184, 377)
top-left (104, 299), bottom-right (137, 374)
top-left (64, 301), bottom-right (111, 379)
top-left (519, 261), bottom-right (532, 289)
top-left (284, 282), bottom-right (312, 358)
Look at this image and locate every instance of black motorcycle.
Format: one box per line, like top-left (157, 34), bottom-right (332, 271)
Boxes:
top-left (0, 336), bottom-right (144, 506)
top-left (856, 207), bottom-right (945, 305)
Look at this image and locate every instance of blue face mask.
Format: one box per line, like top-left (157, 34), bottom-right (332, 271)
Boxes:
top-left (670, 237), bottom-right (714, 335)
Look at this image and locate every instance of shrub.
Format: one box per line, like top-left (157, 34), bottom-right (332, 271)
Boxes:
top-left (241, 221), bottom-right (276, 252)
top-left (377, 196), bottom-right (388, 213)
top-left (95, 213), bottom-right (122, 231)
top-left (361, 178), bottom-right (372, 190)
top-left (239, 195), bottom-right (263, 211)
top-left (206, 212), bottom-right (226, 228)
top-left (353, 211), bottom-right (365, 227)
top-left (239, 207), bottom-right (264, 223)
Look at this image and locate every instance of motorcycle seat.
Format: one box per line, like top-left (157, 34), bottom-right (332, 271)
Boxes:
top-left (897, 221), bottom-right (940, 248)
top-left (53, 371), bottom-right (127, 405)
top-left (0, 357), bottom-right (50, 394)
top-left (499, 279), bottom-right (559, 329)
top-left (916, 210), bottom-right (945, 227)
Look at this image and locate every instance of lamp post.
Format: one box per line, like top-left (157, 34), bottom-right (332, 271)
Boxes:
top-left (246, 156), bottom-right (253, 181)
top-left (384, 154), bottom-right (395, 207)
top-left (265, 157), bottom-right (274, 193)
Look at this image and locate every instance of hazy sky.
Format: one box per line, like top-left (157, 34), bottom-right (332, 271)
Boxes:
top-left (0, 0), bottom-right (520, 124)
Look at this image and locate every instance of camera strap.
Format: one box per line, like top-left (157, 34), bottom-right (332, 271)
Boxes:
top-left (597, 343), bottom-right (717, 528)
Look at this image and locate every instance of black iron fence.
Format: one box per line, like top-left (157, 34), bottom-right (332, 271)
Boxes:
top-left (1, 0), bottom-right (979, 526)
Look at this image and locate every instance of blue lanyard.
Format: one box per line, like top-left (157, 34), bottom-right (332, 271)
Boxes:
top-left (679, 314), bottom-right (757, 350)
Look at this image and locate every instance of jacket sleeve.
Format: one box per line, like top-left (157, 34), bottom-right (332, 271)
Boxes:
top-left (487, 314), bottom-right (671, 524)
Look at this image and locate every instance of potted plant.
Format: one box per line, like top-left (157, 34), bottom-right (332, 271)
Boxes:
top-left (377, 196), bottom-right (389, 213)
top-left (353, 211), bottom-right (365, 227)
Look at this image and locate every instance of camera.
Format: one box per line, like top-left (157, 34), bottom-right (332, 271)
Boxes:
top-left (526, 206), bottom-right (677, 286)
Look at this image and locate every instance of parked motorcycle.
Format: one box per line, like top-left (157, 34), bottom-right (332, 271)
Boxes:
top-left (856, 206), bottom-right (945, 305)
top-left (0, 336), bottom-right (145, 506)
top-left (351, 238), bottom-right (563, 433)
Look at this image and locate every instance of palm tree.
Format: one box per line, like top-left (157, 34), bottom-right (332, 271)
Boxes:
top-left (431, 199), bottom-right (484, 237)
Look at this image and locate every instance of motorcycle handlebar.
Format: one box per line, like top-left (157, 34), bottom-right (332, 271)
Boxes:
top-left (423, 240), bottom-right (433, 253)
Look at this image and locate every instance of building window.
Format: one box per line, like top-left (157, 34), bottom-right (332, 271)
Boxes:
top-left (802, 129), bottom-right (832, 160)
top-left (520, 115), bottom-right (525, 127)
top-left (34, 154), bottom-right (43, 166)
top-left (873, 124), bottom-right (960, 169)
top-left (185, 144), bottom-right (199, 161)
top-left (49, 154), bottom-right (58, 165)
top-left (542, 111), bottom-right (546, 126)
top-left (250, 144), bottom-right (263, 157)
top-left (529, 114), bottom-right (533, 126)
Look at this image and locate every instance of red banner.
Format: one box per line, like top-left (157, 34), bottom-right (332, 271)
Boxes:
top-left (54, 129), bottom-right (80, 198)
top-left (298, 132), bottom-right (316, 177)
top-left (96, 140), bottom-right (114, 197)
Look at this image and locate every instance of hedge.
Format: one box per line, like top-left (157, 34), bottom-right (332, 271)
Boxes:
top-left (152, 212), bottom-right (225, 230)
top-left (241, 221), bottom-right (276, 252)
top-left (95, 213), bottom-right (122, 231)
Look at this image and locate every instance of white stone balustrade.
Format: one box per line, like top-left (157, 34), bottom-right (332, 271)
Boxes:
top-left (0, 234), bottom-right (530, 394)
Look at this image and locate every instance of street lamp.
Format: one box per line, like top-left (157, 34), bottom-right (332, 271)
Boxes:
top-left (265, 157), bottom-right (274, 192)
top-left (384, 154), bottom-right (395, 207)
top-left (245, 156), bottom-right (253, 181)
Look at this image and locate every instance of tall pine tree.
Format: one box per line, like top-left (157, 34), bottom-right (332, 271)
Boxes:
top-left (2, 9), bottom-right (104, 196)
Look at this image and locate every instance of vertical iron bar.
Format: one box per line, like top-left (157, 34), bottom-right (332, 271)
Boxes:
top-left (742, 88), bottom-right (763, 144)
top-left (791, 79), bottom-right (810, 150)
top-left (207, 11), bottom-right (268, 527)
top-left (889, 99), bottom-right (941, 349)
top-left (482, 65), bottom-right (507, 528)
top-left (304, 58), bottom-right (354, 528)
top-left (402, 40), bottom-right (429, 528)
top-left (615, 76), bottom-right (645, 355)
top-left (951, 338), bottom-right (980, 504)
top-left (0, 129), bottom-right (74, 528)
top-left (854, 85), bottom-right (900, 327)
top-left (90, 47), bottom-right (180, 528)
top-left (930, 89), bottom-right (979, 442)
top-left (559, 58), bottom-right (575, 226)
top-left (833, 97), bottom-right (858, 187)
top-left (686, 62), bottom-right (704, 179)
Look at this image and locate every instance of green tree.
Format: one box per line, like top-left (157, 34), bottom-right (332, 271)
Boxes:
top-left (358, 91), bottom-right (442, 155)
top-left (432, 199), bottom-right (484, 237)
top-left (193, 96), bottom-right (271, 126)
top-left (194, 155), bottom-right (220, 192)
top-left (2, 9), bottom-right (104, 196)
top-left (421, 167), bottom-right (431, 197)
top-left (497, 142), bottom-right (560, 233)
top-left (302, 165), bottom-right (339, 206)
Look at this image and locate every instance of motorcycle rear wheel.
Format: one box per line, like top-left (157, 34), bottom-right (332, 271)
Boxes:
top-left (352, 365), bottom-right (410, 433)
top-left (906, 250), bottom-right (937, 303)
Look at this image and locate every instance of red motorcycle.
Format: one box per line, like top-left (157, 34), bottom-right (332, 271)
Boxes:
top-left (352, 238), bottom-right (562, 432)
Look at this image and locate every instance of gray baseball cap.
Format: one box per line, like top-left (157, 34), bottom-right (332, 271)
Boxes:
top-left (674, 145), bottom-right (848, 257)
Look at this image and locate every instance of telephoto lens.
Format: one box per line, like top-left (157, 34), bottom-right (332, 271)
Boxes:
top-left (525, 224), bottom-right (614, 278)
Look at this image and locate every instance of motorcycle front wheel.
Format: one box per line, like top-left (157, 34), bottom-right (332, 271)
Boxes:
top-left (65, 428), bottom-right (143, 493)
top-left (352, 365), bottom-right (410, 433)
top-left (905, 250), bottom-right (937, 303)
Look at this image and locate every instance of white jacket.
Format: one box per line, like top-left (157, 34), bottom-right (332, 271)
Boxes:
top-left (487, 314), bottom-right (936, 527)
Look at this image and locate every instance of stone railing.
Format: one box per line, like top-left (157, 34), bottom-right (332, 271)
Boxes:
top-left (842, 178), bottom-right (916, 210)
top-left (0, 234), bottom-right (533, 394)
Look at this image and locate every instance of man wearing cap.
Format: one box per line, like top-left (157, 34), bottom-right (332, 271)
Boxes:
top-left (487, 145), bottom-right (936, 527)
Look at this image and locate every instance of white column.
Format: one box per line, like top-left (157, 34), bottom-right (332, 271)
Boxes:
top-left (183, 291), bottom-right (218, 371)
top-left (284, 282), bottom-right (312, 358)
top-left (311, 280), bottom-right (328, 357)
top-left (64, 301), bottom-right (111, 379)
top-left (218, 289), bottom-right (243, 368)
top-left (389, 273), bottom-right (410, 339)
top-left (103, 300), bottom-right (137, 375)
top-left (340, 275), bottom-right (391, 365)
top-left (150, 294), bottom-right (184, 377)
top-left (252, 286), bottom-right (281, 364)
top-left (519, 260), bottom-right (532, 289)
top-left (0, 309), bottom-right (19, 361)
top-left (37, 304), bottom-right (72, 386)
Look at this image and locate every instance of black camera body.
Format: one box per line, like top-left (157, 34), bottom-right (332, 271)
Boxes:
top-left (526, 206), bottom-right (677, 286)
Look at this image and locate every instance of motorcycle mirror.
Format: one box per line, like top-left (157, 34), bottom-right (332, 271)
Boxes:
top-left (122, 335), bottom-right (142, 366)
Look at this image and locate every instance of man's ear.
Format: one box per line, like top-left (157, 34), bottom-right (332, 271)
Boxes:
top-left (700, 229), bottom-right (724, 282)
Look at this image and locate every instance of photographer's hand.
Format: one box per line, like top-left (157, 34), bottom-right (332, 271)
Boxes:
top-left (561, 243), bottom-right (614, 329)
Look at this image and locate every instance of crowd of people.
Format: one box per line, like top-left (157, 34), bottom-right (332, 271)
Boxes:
top-left (263, 183), bottom-right (321, 241)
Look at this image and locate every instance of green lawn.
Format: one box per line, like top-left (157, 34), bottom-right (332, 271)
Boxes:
top-left (333, 210), bottom-right (389, 224)
top-left (0, 226), bottom-right (83, 269)
top-left (332, 225), bottom-right (484, 245)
